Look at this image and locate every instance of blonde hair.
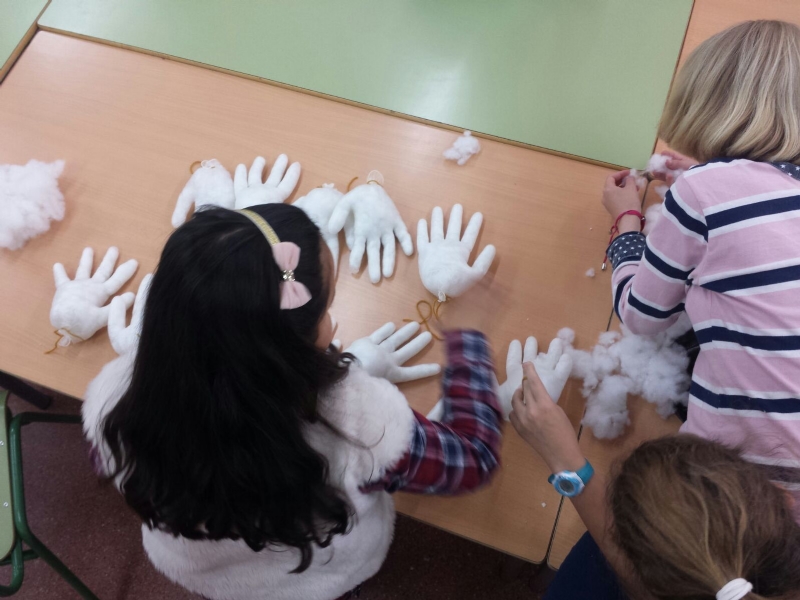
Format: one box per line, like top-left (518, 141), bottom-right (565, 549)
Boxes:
top-left (611, 436), bottom-right (800, 600)
top-left (659, 20), bottom-right (800, 164)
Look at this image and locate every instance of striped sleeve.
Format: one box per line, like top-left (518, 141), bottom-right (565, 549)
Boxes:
top-left (611, 179), bottom-right (708, 334)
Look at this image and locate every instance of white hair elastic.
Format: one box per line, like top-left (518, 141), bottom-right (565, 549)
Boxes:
top-left (717, 578), bottom-right (753, 600)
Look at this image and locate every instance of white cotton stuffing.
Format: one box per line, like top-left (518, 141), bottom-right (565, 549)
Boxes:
top-left (443, 131), bottom-right (481, 166)
top-left (0, 159), bottom-right (65, 250)
top-left (585, 267), bottom-right (596, 278)
top-left (556, 314), bottom-right (692, 439)
top-left (642, 201), bottom-right (664, 235)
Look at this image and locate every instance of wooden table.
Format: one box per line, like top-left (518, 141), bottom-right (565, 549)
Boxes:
top-left (547, 0), bottom-right (800, 568)
top-left (0, 31), bottom-right (616, 563)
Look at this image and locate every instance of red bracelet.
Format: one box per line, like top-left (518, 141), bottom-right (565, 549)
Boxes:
top-left (602, 210), bottom-right (645, 271)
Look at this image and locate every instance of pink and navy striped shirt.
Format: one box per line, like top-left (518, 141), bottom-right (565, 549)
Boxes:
top-left (609, 158), bottom-right (800, 516)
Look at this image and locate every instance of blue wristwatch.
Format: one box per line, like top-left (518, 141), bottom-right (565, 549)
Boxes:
top-left (547, 460), bottom-right (594, 498)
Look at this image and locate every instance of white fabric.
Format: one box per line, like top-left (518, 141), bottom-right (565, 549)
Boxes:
top-left (234, 155), bottom-right (301, 209)
top-left (82, 359), bottom-right (416, 600)
top-left (50, 247), bottom-right (138, 346)
top-left (328, 175), bottom-right (413, 284)
top-left (647, 153), bottom-right (685, 182)
top-left (171, 159), bottom-right (235, 227)
top-left (443, 131), bottom-right (481, 166)
top-left (0, 159), bottom-right (65, 250)
top-left (496, 336), bottom-right (572, 420)
top-left (346, 321), bottom-right (440, 383)
top-left (107, 274), bottom-right (152, 355)
top-left (417, 204), bottom-right (496, 301)
top-left (293, 184), bottom-right (344, 273)
top-left (716, 578), bottom-right (753, 600)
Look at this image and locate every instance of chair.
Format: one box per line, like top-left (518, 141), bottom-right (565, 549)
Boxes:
top-left (0, 391), bottom-right (99, 598)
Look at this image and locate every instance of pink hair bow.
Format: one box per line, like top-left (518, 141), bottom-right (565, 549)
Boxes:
top-left (271, 242), bottom-right (312, 309)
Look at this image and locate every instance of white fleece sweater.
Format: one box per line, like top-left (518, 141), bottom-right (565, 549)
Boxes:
top-left (82, 353), bottom-right (416, 600)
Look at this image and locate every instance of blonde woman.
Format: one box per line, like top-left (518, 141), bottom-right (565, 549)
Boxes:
top-left (604, 20), bottom-right (800, 518)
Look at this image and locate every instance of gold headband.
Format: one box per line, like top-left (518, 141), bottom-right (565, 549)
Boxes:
top-left (239, 209), bottom-right (281, 245)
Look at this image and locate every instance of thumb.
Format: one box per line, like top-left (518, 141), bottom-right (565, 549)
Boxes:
top-left (522, 362), bottom-right (551, 405)
top-left (470, 244), bottom-right (496, 278)
top-left (171, 186), bottom-right (195, 228)
top-left (328, 195), bottom-right (353, 234)
top-left (107, 296), bottom-right (129, 341)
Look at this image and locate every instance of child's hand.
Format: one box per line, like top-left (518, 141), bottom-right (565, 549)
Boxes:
top-left (602, 172), bottom-right (643, 234)
top-left (661, 150), bottom-right (698, 175)
top-left (510, 363), bottom-right (584, 474)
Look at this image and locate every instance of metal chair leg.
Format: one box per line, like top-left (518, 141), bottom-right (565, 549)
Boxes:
top-left (9, 413), bottom-right (99, 600)
top-left (0, 540), bottom-right (26, 596)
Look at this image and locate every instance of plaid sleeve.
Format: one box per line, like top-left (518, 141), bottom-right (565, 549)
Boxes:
top-left (361, 330), bottom-right (502, 495)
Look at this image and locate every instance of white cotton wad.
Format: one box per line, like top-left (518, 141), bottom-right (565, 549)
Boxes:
top-left (646, 153), bottom-right (685, 182)
top-left (0, 159), bottom-right (65, 250)
top-left (629, 169), bottom-right (647, 190)
top-left (642, 202), bottom-right (663, 236)
top-left (585, 268), bottom-right (596, 278)
top-left (443, 131), bottom-right (481, 166)
top-left (556, 315), bottom-right (692, 439)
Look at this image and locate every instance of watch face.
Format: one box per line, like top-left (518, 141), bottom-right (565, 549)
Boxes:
top-left (554, 473), bottom-right (585, 498)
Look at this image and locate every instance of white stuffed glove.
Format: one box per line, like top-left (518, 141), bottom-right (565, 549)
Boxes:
top-left (171, 159), bottom-right (235, 227)
top-left (496, 336), bottom-right (573, 420)
top-left (50, 247), bottom-right (139, 347)
top-left (234, 155), bottom-right (301, 209)
top-left (293, 184), bottom-right (343, 272)
top-left (107, 274), bottom-right (152, 355)
top-left (345, 322), bottom-right (440, 383)
top-left (417, 204), bottom-right (496, 302)
top-left (328, 173), bottom-right (413, 283)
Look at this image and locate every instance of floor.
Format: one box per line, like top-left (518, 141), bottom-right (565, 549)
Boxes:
top-left (5, 389), bottom-right (552, 599)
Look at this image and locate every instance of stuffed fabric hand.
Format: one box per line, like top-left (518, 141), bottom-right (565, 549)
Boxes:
top-left (171, 159), bottom-right (235, 227)
top-left (293, 184), bottom-right (343, 273)
top-left (346, 322), bottom-right (440, 383)
top-left (417, 204), bottom-right (496, 302)
top-left (328, 175), bottom-right (413, 283)
top-left (234, 155), bottom-right (301, 209)
top-left (108, 274), bottom-right (152, 355)
top-left (497, 336), bottom-right (572, 419)
top-left (50, 247), bottom-right (138, 347)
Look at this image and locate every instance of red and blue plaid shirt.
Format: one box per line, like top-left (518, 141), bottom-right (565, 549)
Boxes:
top-left (362, 330), bottom-right (502, 495)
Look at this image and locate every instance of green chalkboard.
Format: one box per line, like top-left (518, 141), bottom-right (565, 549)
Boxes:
top-left (40, 0), bottom-right (693, 167)
top-left (0, 0), bottom-right (49, 81)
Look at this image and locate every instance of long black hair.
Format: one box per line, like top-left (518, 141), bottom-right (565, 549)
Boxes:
top-left (101, 203), bottom-right (352, 572)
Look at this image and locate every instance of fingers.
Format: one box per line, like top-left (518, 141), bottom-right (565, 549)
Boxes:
top-left (393, 330), bottom-right (433, 364)
top-left (611, 169), bottom-right (631, 186)
top-left (417, 219), bottom-right (429, 250)
top-left (118, 291), bottom-right (136, 309)
top-left (381, 233), bottom-right (396, 278)
top-left (505, 339), bottom-right (522, 372)
top-left (446, 204), bottom-right (463, 241)
top-left (328, 196), bottom-right (353, 234)
top-left (369, 322), bottom-right (396, 344)
top-left (344, 214), bottom-right (355, 249)
top-left (107, 295), bottom-right (129, 346)
top-left (265, 154), bottom-right (288, 187)
top-left (248, 156), bottom-right (266, 185)
top-left (75, 247), bottom-right (94, 280)
top-left (277, 162), bottom-right (301, 197)
top-left (53, 263), bottom-right (69, 287)
top-left (522, 362), bottom-right (550, 404)
top-left (510, 386), bottom-right (526, 416)
top-left (131, 273), bottom-right (153, 326)
top-left (92, 247), bottom-right (120, 282)
top-left (461, 211), bottom-right (483, 252)
top-left (234, 163), bottom-right (247, 193)
top-left (395, 223), bottom-right (413, 256)
top-left (103, 259), bottom-right (138, 295)
top-left (325, 235), bottom-right (340, 276)
top-left (542, 338), bottom-right (564, 370)
top-left (382, 321), bottom-right (420, 350)
top-left (470, 244), bottom-right (496, 277)
top-left (624, 175), bottom-right (638, 190)
top-left (172, 187), bottom-right (195, 228)
top-left (392, 363), bottom-right (441, 383)
top-left (523, 336), bottom-right (538, 362)
top-left (553, 354), bottom-right (573, 401)
top-left (366, 237), bottom-right (381, 283)
top-left (431, 206), bottom-right (444, 242)
top-left (349, 235), bottom-right (366, 274)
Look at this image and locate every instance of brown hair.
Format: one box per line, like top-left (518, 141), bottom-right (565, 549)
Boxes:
top-left (610, 435), bottom-right (800, 599)
top-left (659, 20), bottom-right (800, 165)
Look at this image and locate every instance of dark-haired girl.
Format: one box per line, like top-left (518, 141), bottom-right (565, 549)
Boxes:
top-left (82, 203), bottom-right (501, 600)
